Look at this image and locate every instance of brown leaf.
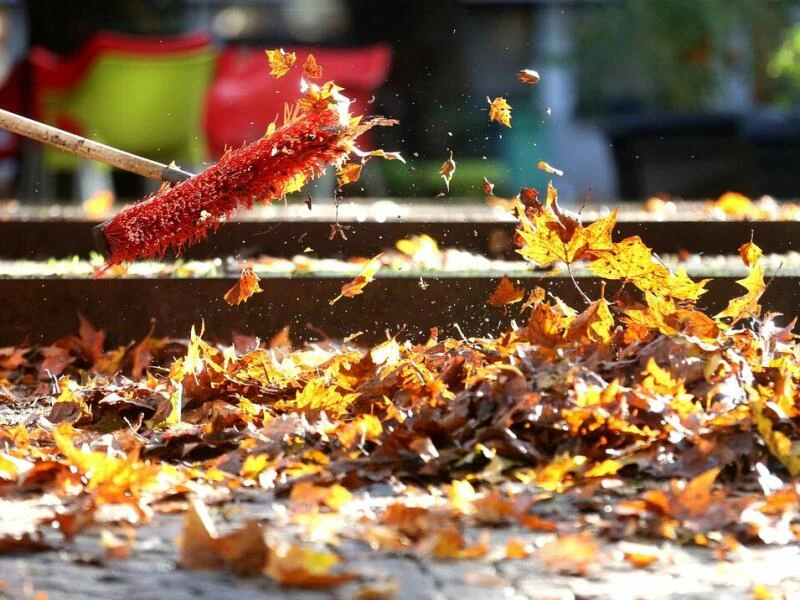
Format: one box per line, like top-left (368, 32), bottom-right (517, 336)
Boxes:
top-left (439, 151), bottom-right (456, 191)
top-left (739, 239), bottom-right (763, 268)
top-left (224, 268), bottom-right (263, 306)
top-left (516, 69), bottom-right (540, 85)
top-left (78, 313), bottom-right (105, 363)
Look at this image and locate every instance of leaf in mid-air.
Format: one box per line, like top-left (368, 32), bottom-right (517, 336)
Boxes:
top-left (265, 48), bottom-right (297, 77)
top-left (224, 268), bottom-right (263, 306)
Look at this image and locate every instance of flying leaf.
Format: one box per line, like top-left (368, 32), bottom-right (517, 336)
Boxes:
top-left (330, 254), bottom-right (383, 305)
top-left (739, 239), bottom-right (763, 267)
top-left (487, 276), bottom-right (525, 308)
top-left (224, 268), bottom-right (263, 306)
top-left (265, 48), bottom-right (297, 78)
top-left (439, 151), bottom-right (456, 191)
top-left (516, 69), bottom-right (540, 85)
top-left (483, 177), bottom-right (495, 195)
top-left (337, 162), bottom-right (363, 187)
top-left (302, 54), bottom-right (323, 80)
top-left (537, 161), bottom-right (564, 176)
top-left (487, 96), bottom-right (512, 127)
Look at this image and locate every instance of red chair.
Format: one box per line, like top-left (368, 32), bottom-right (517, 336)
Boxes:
top-left (204, 44), bottom-right (392, 159)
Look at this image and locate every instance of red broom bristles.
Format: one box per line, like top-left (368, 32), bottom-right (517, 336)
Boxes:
top-left (96, 83), bottom-right (392, 273)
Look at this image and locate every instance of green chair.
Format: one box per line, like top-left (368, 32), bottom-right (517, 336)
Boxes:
top-left (28, 32), bottom-right (215, 200)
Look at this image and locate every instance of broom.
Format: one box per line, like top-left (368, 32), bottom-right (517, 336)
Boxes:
top-left (0, 81), bottom-right (396, 272)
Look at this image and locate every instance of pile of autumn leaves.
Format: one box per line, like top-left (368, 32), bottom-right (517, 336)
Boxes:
top-left (3, 181), bottom-right (800, 587)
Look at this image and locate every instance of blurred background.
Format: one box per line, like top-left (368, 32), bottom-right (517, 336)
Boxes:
top-left (2, 0), bottom-right (800, 205)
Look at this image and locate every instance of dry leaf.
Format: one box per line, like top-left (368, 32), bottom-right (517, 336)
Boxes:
top-left (537, 160), bottom-right (564, 176)
top-left (739, 238), bottom-right (763, 268)
top-left (439, 151), bottom-right (456, 192)
top-left (337, 162), bottom-right (363, 187)
top-left (516, 69), bottom-right (540, 84)
top-left (265, 48), bottom-right (297, 77)
top-left (264, 542), bottom-right (358, 587)
top-left (302, 53), bottom-right (323, 79)
top-left (483, 177), bottom-right (495, 195)
top-left (330, 254), bottom-right (383, 305)
top-left (224, 268), bottom-right (263, 306)
top-left (487, 277), bottom-right (525, 308)
top-left (487, 96), bottom-right (512, 127)
top-left (539, 533), bottom-right (599, 574)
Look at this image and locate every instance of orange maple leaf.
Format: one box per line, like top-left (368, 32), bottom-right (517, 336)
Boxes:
top-left (302, 53), bottom-right (323, 80)
top-left (330, 254), bottom-right (383, 305)
top-left (337, 162), bottom-right (363, 187)
top-left (265, 48), bottom-right (297, 78)
top-left (488, 276), bottom-right (525, 307)
top-left (739, 238), bottom-right (763, 267)
top-left (224, 268), bottom-right (263, 306)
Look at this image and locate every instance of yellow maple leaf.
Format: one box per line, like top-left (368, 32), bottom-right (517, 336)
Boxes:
top-left (567, 296), bottom-right (614, 344)
top-left (487, 96), bottom-right (512, 127)
top-left (515, 193), bottom-right (616, 267)
top-left (752, 393), bottom-right (800, 476)
top-left (265, 48), bottom-right (297, 77)
top-left (715, 263), bottom-right (766, 323)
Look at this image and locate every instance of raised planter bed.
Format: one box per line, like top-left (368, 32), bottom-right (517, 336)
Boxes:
top-left (1, 200), bottom-right (799, 260)
top-left (2, 272), bottom-right (798, 347)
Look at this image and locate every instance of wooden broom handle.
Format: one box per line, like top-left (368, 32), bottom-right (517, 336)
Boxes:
top-left (0, 108), bottom-right (194, 184)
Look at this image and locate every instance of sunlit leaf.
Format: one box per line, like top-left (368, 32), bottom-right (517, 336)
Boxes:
top-left (487, 276), bottom-right (525, 308)
top-left (439, 151), bottom-right (456, 192)
top-left (265, 48), bottom-right (297, 77)
top-left (537, 160), bottom-right (563, 176)
top-left (487, 96), bottom-right (512, 127)
top-left (330, 254), bottom-right (383, 305)
top-left (302, 54), bottom-right (323, 80)
top-left (516, 69), bottom-right (540, 85)
top-left (337, 162), bottom-right (363, 187)
top-left (224, 268), bottom-right (263, 306)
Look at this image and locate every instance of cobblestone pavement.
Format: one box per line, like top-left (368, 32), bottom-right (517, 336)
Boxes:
top-left (2, 493), bottom-right (800, 600)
